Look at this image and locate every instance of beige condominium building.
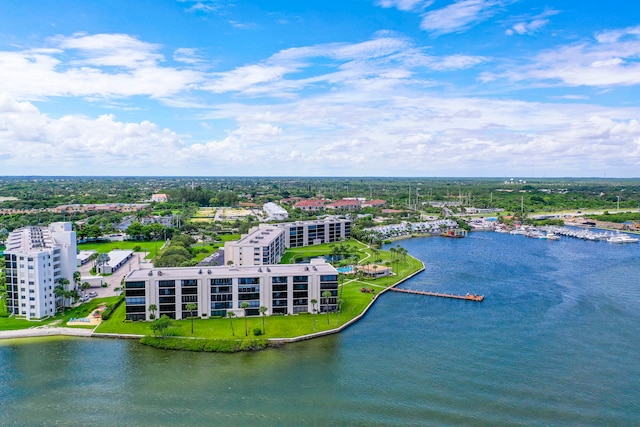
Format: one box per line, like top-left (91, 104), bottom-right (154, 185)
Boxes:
top-left (124, 259), bottom-right (338, 320)
top-left (224, 218), bottom-right (351, 266)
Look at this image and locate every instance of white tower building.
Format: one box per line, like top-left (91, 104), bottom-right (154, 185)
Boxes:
top-left (4, 222), bottom-right (77, 320)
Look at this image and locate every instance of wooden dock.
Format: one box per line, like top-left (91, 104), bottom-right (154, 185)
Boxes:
top-left (388, 287), bottom-right (484, 302)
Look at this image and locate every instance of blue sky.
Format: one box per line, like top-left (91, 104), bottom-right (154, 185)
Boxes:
top-left (1, 0), bottom-right (640, 177)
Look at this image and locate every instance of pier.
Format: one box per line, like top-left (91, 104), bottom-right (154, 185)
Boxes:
top-left (389, 287), bottom-right (484, 302)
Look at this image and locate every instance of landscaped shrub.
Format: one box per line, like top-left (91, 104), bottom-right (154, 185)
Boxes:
top-left (140, 337), bottom-right (270, 353)
top-left (101, 296), bottom-right (124, 320)
top-left (253, 327), bottom-right (262, 336)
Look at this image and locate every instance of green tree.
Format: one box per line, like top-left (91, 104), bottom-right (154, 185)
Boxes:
top-left (151, 315), bottom-right (173, 338)
top-left (310, 298), bottom-right (318, 332)
top-left (259, 306), bottom-right (268, 334)
top-left (96, 253), bottom-right (110, 273)
top-left (322, 290), bottom-right (332, 325)
top-left (126, 222), bottom-right (144, 240)
top-left (148, 304), bottom-right (158, 320)
top-left (228, 311), bottom-right (236, 336)
top-left (81, 281), bottom-right (91, 296)
top-left (53, 285), bottom-right (66, 314)
top-left (186, 302), bottom-right (197, 334)
top-left (55, 278), bottom-right (71, 313)
top-left (240, 302), bottom-right (250, 336)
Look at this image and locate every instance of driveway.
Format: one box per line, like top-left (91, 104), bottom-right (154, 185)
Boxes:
top-left (77, 252), bottom-right (149, 298)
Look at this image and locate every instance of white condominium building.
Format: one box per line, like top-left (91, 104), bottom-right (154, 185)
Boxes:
top-left (223, 226), bottom-right (286, 267)
top-left (124, 258), bottom-right (339, 321)
top-left (224, 218), bottom-right (351, 266)
top-left (3, 222), bottom-right (77, 320)
top-left (273, 218), bottom-right (351, 249)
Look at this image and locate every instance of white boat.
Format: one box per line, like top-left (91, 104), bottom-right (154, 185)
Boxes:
top-left (543, 233), bottom-right (560, 240)
top-left (607, 234), bottom-right (639, 244)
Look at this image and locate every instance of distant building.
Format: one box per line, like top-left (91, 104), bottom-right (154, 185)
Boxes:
top-left (77, 250), bottom-right (96, 266)
top-left (96, 250), bottom-right (134, 274)
top-left (293, 199), bottom-right (328, 211)
top-left (224, 218), bottom-right (351, 266)
top-left (361, 199), bottom-right (386, 208)
top-left (55, 203), bottom-right (149, 214)
top-left (3, 222), bottom-right (77, 319)
top-left (326, 199), bottom-right (360, 210)
top-left (151, 193), bottom-right (168, 202)
top-left (263, 202), bottom-right (289, 221)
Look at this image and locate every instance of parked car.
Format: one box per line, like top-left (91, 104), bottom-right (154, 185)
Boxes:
top-left (88, 291), bottom-right (98, 298)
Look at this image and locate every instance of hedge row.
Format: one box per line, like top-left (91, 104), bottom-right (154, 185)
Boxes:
top-left (139, 336), bottom-right (272, 353)
top-left (100, 296), bottom-right (124, 321)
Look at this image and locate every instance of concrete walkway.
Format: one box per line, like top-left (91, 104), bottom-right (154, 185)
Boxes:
top-left (0, 326), bottom-right (94, 339)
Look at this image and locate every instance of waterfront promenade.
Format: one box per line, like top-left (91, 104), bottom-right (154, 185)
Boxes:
top-left (0, 326), bottom-right (94, 339)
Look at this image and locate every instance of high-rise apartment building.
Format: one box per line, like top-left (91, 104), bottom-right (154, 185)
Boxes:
top-left (3, 222), bottom-right (77, 320)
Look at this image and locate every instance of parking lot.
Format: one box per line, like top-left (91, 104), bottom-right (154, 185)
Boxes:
top-left (76, 252), bottom-right (149, 299)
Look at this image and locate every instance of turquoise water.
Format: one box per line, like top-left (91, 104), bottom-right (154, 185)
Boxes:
top-left (1, 233), bottom-right (639, 426)
top-left (337, 266), bottom-right (354, 273)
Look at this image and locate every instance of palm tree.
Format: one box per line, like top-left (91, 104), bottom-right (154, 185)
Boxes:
top-left (186, 302), bottom-right (197, 334)
top-left (53, 285), bottom-right (66, 314)
top-left (148, 304), bottom-right (158, 320)
top-left (73, 271), bottom-right (81, 290)
top-left (240, 302), bottom-right (250, 336)
top-left (81, 282), bottom-right (91, 297)
top-left (322, 291), bottom-right (332, 324)
top-left (310, 298), bottom-right (318, 331)
top-left (336, 298), bottom-right (344, 324)
top-left (96, 253), bottom-right (110, 274)
top-left (228, 311), bottom-right (236, 336)
top-left (55, 278), bottom-right (71, 313)
top-left (389, 247), bottom-right (397, 261)
top-left (259, 306), bottom-right (268, 334)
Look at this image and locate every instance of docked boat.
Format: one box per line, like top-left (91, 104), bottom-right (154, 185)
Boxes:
top-left (541, 233), bottom-right (560, 240)
top-left (607, 234), bottom-right (639, 244)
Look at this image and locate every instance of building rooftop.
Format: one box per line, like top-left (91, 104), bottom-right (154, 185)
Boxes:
top-left (5, 226), bottom-right (55, 252)
top-left (105, 250), bottom-right (133, 268)
top-left (126, 258), bottom-right (337, 280)
top-left (234, 226), bottom-right (283, 246)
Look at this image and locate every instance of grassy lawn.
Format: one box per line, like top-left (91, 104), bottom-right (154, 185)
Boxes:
top-left (217, 234), bottom-right (241, 242)
top-left (0, 316), bottom-right (48, 331)
top-left (78, 240), bottom-right (162, 258)
top-left (96, 242), bottom-right (423, 340)
top-left (280, 239), bottom-right (371, 264)
top-left (0, 296), bottom-right (121, 331)
top-left (96, 286), bottom-right (378, 339)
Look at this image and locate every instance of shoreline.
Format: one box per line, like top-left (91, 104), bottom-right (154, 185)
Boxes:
top-left (0, 257), bottom-right (426, 346)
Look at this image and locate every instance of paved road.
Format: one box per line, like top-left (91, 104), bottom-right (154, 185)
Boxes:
top-left (77, 252), bottom-right (149, 298)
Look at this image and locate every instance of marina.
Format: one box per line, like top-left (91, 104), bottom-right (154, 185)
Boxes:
top-left (500, 225), bottom-right (639, 243)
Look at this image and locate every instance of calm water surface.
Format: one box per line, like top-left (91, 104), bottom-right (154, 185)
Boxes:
top-left (1, 233), bottom-right (639, 426)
